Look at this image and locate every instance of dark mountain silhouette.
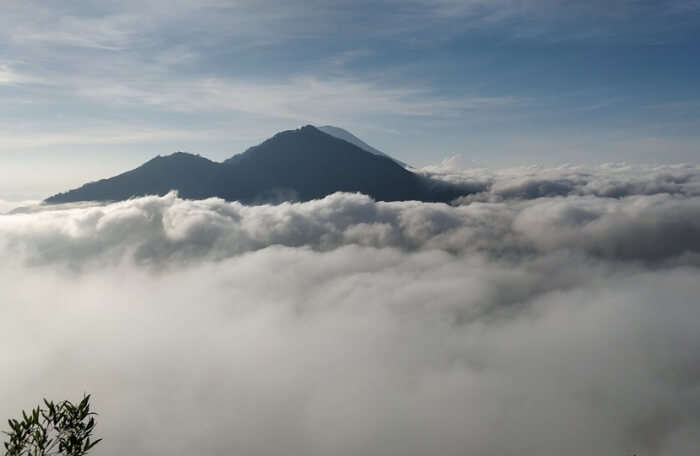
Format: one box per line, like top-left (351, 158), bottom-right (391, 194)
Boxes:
top-left (46, 126), bottom-right (466, 204)
top-left (46, 152), bottom-right (225, 203)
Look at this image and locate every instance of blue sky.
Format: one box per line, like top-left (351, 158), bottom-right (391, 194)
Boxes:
top-left (1, 0), bottom-right (700, 198)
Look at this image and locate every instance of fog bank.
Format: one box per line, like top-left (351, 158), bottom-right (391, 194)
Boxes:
top-left (2, 165), bottom-right (700, 455)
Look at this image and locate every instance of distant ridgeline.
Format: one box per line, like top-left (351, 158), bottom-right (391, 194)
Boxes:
top-left (46, 125), bottom-right (469, 205)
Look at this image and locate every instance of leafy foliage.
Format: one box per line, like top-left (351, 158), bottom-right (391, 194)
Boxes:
top-left (3, 395), bottom-right (101, 456)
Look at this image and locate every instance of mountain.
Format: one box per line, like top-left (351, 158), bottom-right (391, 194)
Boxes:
top-left (46, 153), bottom-right (225, 203)
top-left (317, 125), bottom-right (408, 167)
top-left (46, 126), bottom-right (464, 205)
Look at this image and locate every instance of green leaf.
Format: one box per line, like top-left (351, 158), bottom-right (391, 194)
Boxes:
top-left (86, 438), bottom-right (102, 451)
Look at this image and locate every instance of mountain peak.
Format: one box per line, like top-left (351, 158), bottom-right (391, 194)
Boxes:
top-left (148, 151), bottom-right (211, 163)
top-left (46, 151), bottom-right (221, 204)
top-left (317, 125), bottom-right (407, 167)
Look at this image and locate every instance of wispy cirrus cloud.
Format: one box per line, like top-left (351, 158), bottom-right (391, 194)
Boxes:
top-left (0, 126), bottom-right (219, 149)
top-left (0, 63), bottom-right (39, 86)
top-left (67, 74), bottom-right (525, 121)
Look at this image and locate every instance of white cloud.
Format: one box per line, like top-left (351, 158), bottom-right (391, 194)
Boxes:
top-left (68, 75), bottom-right (484, 121)
top-left (424, 163), bottom-right (700, 199)
top-left (0, 199), bottom-right (39, 214)
top-left (9, 14), bottom-right (146, 50)
top-left (0, 63), bottom-right (39, 86)
top-left (0, 64), bottom-right (20, 85)
top-left (2, 174), bottom-right (700, 454)
top-left (0, 126), bottom-right (218, 150)
top-left (5, 164), bottom-right (700, 265)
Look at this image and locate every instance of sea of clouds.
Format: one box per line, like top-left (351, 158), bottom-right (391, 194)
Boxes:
top-left (2, 164), bottom-right (700, 456)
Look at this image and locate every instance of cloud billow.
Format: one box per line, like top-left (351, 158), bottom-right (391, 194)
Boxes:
top-left (425, 163), bottom-right (700, 200)
top-left (1, 165), bottom-right (700, 455)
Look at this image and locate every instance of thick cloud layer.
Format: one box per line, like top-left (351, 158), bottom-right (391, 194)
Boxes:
top-left (0, 199), bottom-right (39, 215)
top-left (3, 189), bottom-right (700, 266)
top-left (423, 163), bottom-right (700, 200)
top-left (2, 165), bottom-right (700, 455)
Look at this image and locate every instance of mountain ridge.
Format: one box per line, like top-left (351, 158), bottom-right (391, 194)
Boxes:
top-left (46, 125), bottom-right (466, 205)
top-left (317, 125), bottom-right (408, 167)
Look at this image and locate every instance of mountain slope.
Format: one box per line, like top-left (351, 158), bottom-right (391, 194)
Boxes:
top-left (46, 126), bottom-right (463, 204)
top-left (317, 125), bottom-right (408, 167)
top-left (220, 126), bottom-right (429, 202)
top-left (46, 153), bottom-right (225, 203)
